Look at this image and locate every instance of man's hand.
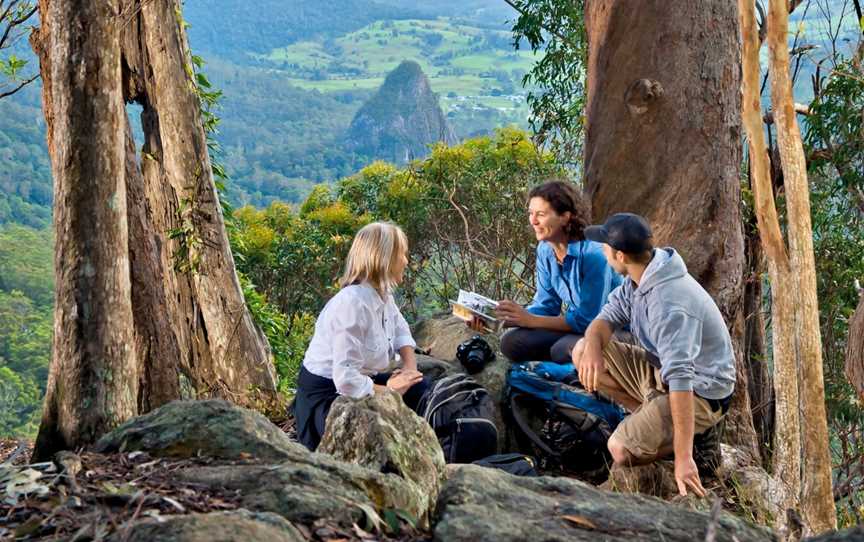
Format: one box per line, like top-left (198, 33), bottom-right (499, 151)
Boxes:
top-left (385, 369), bottom-right (423, 395)
top-left (674, 454), bottom-right (706, 497)
top-left (495, 300), bottom-right (534, 327)
top-left (573, 339), bottom-right (605, 393)
top-left (669, 390), bottom-right (704, 497)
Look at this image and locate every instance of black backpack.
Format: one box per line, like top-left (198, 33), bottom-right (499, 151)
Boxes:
top-left (472, 453), bottom-right (538, 477)
top-left (506, 361), bottom-right (626, 481)
top-left (419, 373), bottom-right (498, 463)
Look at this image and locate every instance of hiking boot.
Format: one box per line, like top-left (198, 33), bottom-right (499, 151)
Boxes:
top-left (693, 420), bottom-right (723, 478)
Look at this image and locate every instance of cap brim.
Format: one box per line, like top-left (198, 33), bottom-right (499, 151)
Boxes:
top-left (584, 225), bottom-right (609, 244)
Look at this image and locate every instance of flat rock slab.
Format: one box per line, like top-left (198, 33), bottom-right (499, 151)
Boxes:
top-left (177, 458), bottom-right (425, 528)
top-left (804, 526), bottom-right (864, 541)
top-left (434, 465), bottom-right (776, 542)
top-left (95, 399), bottom-right (305, 462)
top-left (110, 510), bottom-right (304, 542)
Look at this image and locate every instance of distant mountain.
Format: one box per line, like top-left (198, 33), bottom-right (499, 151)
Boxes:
top-left (345, 60), bottom-right (457, 164)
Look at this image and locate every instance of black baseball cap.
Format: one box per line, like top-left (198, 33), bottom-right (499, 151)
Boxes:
top-left (584, 213), bottom-right (653, 254)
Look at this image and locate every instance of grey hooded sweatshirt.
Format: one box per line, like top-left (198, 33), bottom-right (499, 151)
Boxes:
top-left (597, 248), bottom-right (735, 400)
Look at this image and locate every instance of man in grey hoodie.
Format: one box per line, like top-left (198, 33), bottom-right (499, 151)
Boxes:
top-left (572, 213), bottom-right (735, 497)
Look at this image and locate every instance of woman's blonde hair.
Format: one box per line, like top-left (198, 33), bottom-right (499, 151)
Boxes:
top-left (339, 222), bottom-right (409, 295)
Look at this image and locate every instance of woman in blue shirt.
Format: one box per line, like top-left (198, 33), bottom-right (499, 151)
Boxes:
top-left (493, 180), bottom-right (622, 363)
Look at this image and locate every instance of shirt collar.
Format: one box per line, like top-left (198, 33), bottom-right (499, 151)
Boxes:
top-left (357, 281), bottom-right (387, 309)
top-left (541, 240), bottom-right (583, 262)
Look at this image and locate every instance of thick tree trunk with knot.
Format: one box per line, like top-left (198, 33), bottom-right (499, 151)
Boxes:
top-left (583, 0), bottom-right (759, 460)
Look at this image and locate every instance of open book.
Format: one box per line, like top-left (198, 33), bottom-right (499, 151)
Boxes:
top-left (450, 289), bottom-right (502, 332)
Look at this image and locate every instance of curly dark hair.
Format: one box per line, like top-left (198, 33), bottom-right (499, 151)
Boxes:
top-left (527, 180), bottom-right (592, 241)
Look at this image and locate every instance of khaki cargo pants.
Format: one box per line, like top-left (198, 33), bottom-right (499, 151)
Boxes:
top-left (601, 341), bottom-right (725, 460)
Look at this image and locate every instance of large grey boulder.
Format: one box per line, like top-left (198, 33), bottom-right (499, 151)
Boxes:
top-left (413, 315), bottom-right (479, 361)
top-left (110, 510), bottom-right (304, 542)
top-left (434, 465), bottom-right (776, 542)
top-left (318, 390), bottom-right (446, 515)
top-left (95, 399), bottom-right (303, 461)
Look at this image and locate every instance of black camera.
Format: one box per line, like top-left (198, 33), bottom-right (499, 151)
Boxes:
top-left (456, 335), bottom-right (495, 374)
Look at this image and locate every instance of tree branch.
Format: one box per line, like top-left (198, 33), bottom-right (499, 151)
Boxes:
top-left (762, 102), bottom-right (811, 124)
top-left (501, 0), bottom-right (580, 49)
top-left (0, 72), bottom-right (38, 99)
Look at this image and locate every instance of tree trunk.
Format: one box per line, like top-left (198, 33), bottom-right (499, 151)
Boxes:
top-left (124, 116), bottom-right (183, 411)
top-left (117, 0), bottom-right (277, 405)
top-left (767, 0), bottom-right (835, 534)
top-left (583, 0), bottom-right (759, 459)
top-left (31, 0), bottom-right (139, 460)
top-left (31, 0), bottom-right (278, 460)
top-left (742, 220), bottom-right (774, 464)
top-left (740, 0), bottom-right (802, 532)
top-left (847, 294), bottom-right (864, 402)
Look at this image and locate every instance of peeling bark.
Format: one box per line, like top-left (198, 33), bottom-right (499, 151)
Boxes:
top-left (584, 0), bottom-right (759, 459)
top-left (118, 0), bottom-right (277, 403)
top-left (740, 0), bottom-right (802, 532)
top-left (767, 0), bottom-right (835, 534)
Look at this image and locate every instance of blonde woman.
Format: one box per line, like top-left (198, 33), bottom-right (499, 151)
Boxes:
top-left (293, 222), bottom-right (427, 450)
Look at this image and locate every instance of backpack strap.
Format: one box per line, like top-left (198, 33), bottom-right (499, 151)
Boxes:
top-left (509, 392), bottom-right (559, 458)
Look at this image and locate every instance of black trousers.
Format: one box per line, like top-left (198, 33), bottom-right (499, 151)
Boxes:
top-left (292, 365), bottom-right (430, 451)
top-left (499, 327), bottom-right (582, 364)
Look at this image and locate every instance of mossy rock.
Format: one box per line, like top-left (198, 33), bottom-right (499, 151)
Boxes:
top-left (94, 399), bottom-right (305, 461)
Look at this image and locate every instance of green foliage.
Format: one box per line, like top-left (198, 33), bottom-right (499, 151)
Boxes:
top-left (0, 84), bottom-right (52, 228)
top-left (0, 366), bottom-right (41, 438)
top-left (0, 225), bottom-right (53, 306)
top-left (804, 56), bottom-right (864, 526)
top-left (0, 0), bottom-right (37, 98)
top-left (0, 224), bottom-right (53, 437)
top-left (232, 128), bottom-right (561, 389)
top-left (240, 273), bottom-right (309, 393)
top-left (509, 0), bottom-right (587, 168)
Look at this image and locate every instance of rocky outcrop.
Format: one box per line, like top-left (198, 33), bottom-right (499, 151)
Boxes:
top-left (94, 399), bottom-right (302, 461)
top-left (345, 60), bottom-right (457, 164)
top-left (434, 465), bottom-right (776, 542)
top-left (414, 316), bottom-right (511, 450)
top-left (414, 316), bottom-right (479, 362)
top-left (319, 390), bottom-right (446, 515)
top-left (111, 510), bottom-right (304, 542)
top-left (95, 399), bottom-right (435, 524)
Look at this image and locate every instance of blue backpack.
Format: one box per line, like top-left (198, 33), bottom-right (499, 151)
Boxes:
top-left (506, 361), bottom-right (626, 479)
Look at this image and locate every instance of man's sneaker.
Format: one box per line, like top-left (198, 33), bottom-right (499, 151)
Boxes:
top-left (693, 420), bottom-right (723, 477)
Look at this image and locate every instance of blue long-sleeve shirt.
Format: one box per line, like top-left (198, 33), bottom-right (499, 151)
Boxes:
top-left (525, 240), bottom-right (622, 334)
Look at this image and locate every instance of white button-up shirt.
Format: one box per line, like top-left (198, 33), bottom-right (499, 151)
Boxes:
top-left (302, 282), bottom-right (417, 398)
